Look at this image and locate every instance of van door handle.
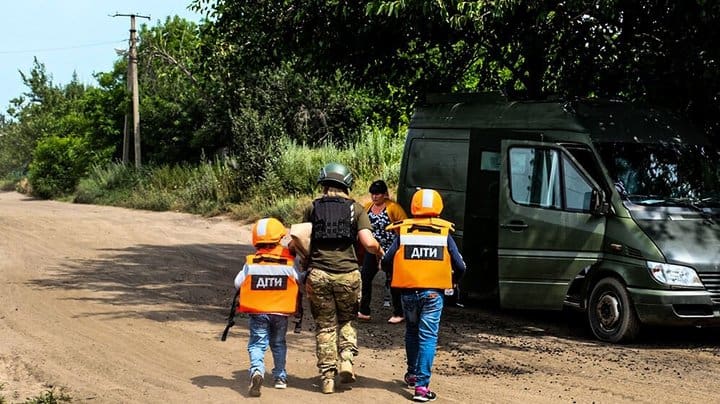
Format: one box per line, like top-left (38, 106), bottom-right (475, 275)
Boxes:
top-left (500, 221), bottom-right (529, 231)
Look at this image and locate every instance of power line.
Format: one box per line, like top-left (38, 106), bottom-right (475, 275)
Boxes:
top-left (0, 40), bottom-right (125, 55)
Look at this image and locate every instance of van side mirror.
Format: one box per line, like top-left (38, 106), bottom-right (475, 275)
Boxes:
top-left (590, 189), bottom-right (610, 216)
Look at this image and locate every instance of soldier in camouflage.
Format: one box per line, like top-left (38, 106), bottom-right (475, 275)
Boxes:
top-left (303, 162), bottom-right (384, 394)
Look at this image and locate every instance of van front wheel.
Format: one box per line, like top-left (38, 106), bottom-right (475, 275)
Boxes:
top-left (588, 277), bottom-right (640, 343)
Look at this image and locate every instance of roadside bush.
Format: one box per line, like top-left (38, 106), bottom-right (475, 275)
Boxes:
top-left (228, 107), bottom-right (284, 190)
top-left (28, 135), bottom-right (93, 198)
top-left (75, 157), bottom-right (241, 215)
top-left (87, 161), bottom-right (139, 190)
top-left (146, 163), bottom-right (195, 190)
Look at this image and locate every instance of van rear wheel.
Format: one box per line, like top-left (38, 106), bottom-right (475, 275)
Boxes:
top-left (588, 277), bottom-right (640, 343)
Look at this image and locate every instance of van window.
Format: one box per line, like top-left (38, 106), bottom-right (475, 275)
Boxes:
top-left (509, 147), bottom-right (594, 211)
top-left (407, 139), bottom-right (468, 192)
top-left (563, 157), bottom-right (593, 211)
top-left (596, 142), bottom-right (720, 206)
top-left (509, 148), bottom-right (561, 208)
top-left (564, 145), bottom-right (608, 194)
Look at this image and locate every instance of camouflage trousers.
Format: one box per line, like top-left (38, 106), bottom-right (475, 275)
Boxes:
top-left (305, 268), bottom-right (361, 375)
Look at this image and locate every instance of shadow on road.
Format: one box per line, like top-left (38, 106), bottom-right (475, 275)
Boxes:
top-left (190, 367), bottom-right (408, 399)
top-left (28, 242), bottom-right (720, 351)
top-left (29, 243), bottom-right (253, 325)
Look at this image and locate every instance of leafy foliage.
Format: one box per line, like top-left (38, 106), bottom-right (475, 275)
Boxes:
top-left (1, 59), bottom-right (119, 186)
top-left (28, 135), bottom-right (94, 198)
top-left (136, 17), bottom-right (210, 164)
top-left (191, 0), bottom-right (720, 136)
top-left (364, 0), bottom-right (720, 133)
top-left (4, 2), bottom-right (720, 207)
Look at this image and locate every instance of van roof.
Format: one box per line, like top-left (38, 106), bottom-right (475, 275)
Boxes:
top-left (411, 93), bottom-right (707, 145)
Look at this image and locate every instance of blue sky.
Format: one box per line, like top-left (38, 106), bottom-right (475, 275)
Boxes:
top-left (0, 1), bottom-right (202, 112)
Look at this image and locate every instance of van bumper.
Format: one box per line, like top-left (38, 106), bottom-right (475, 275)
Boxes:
top-left (628, 287), bottom-right (720, 326)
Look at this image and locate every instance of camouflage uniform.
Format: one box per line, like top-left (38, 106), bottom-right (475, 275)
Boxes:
top-left (302, 189), bottom-right (372, 391)
top-left (305, 268), bottom-right (361, 374)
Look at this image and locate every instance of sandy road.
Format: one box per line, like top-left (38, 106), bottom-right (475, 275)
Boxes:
top-left (1, 190), bottom-right (720, 403)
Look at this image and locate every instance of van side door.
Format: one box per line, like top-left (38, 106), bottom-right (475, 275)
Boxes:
top-left (498, 140), bottom-right (606, 309)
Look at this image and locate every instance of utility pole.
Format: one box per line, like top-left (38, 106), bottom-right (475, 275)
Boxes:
top-left (113, 13), bottom-right (150, 168)
top-left (122, 63), bottom-right (130, 164)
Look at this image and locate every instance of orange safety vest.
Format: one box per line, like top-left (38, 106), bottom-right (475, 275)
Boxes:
top-left (237, 247), bottom-right (299, 314)
top-left (386, 218), bottom-right (454, 289)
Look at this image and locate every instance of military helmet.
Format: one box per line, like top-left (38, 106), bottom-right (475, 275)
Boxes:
top-left (411, 189), bottom-right (444, 217)
top-left (252, 217), bottom-right (286, 247)
top-left (317, 162), bottom-right (354, 190)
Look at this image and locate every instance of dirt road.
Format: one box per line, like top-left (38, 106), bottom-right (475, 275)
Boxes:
top-left (2, 190), bottom-right (720, 403)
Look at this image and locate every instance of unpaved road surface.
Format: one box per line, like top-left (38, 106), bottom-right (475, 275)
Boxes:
top-left (2, 190), bottom-right (720, 403)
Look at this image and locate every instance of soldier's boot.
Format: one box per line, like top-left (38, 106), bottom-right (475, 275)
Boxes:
top-left (338, 350), bottom-right (356, 384)
top-left (321, 370), bottom-right (335, 394)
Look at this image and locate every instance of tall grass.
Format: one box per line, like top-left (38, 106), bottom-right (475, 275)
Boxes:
top-left (75, 157), bottom-right (241, 214)
top-left (245, 126), bottom-right (405, 223)
top-left (71, 127), bottom-right (405, 224)
top-left (351, 126), bottom-right (405, 185)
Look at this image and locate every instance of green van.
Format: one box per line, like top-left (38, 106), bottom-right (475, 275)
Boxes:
top-left (396, 93), bottom-right (720, 342)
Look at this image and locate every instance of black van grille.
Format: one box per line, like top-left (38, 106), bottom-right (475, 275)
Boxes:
top-left (699, 273), bottom-right (720, 304)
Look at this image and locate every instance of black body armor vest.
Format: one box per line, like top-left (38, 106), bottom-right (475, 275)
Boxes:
top-left (311, 196), bottom-right (356, 242)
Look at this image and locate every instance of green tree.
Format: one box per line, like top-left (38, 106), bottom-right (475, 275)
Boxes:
top-left (367, 0), bottom-right (720, 134)
top-left (0, 59), bottom-right (66, 177)
top-left (136, 16), bottom-right (210, 164)
top-left (189, 3), bottom-right (384, 187)
top-left (194, 0), bottom-right (720, 139)
top-left (191, 0), bottom-right (466, 124)
top-left (28, 135), bottom-right (93, 198)
top-left (0, 59), bottom-right (120, 194)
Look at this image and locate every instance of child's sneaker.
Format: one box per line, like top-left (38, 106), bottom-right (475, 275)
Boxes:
top-left (404, 372), bottom-right (417, 388)
top-left (413, 386), bottom-right (437, 402)
top-left (249, 371), bottom-right (263, 397)
top-left (274, 377), bottom-right (287, 389)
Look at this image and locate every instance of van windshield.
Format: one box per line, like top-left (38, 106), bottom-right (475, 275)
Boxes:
top-left (594, 142), bottom-right (720, 208)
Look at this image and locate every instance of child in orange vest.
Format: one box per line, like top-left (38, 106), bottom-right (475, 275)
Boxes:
top-left (233, 218), bottom-right (302, 397)
top-left (382, 189), bottom-right (466, 402)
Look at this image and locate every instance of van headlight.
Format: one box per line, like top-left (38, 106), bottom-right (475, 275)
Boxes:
top-left (646, 261), bottom-right (703, 288)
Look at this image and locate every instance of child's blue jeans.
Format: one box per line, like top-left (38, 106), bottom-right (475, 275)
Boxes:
top-left (248, 314), bottom-right (289, 380)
